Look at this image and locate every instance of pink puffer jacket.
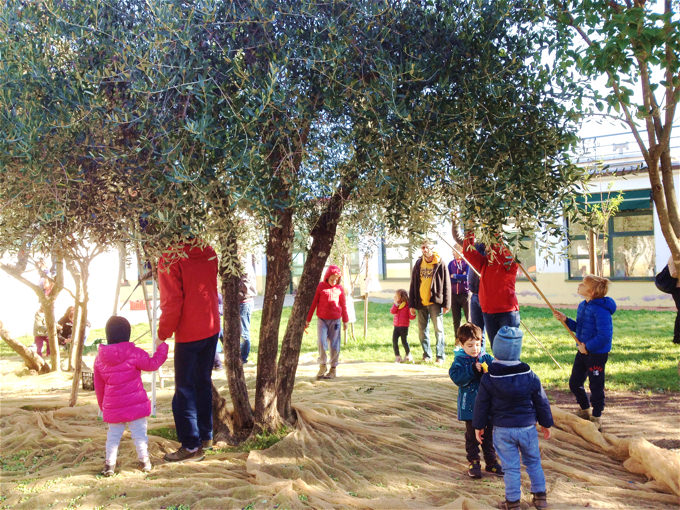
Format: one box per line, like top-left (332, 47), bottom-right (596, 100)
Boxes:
top-left (94, 341), bottom-right (168, 424)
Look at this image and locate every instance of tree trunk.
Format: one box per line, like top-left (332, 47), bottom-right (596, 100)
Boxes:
top-left (253, 208), bottom-right (294, 432)
top-left (218, 234), bottom-right (254, 434)
top-left (276, 190), bottom-right (348, 422)
top-left (0, 320), bottom-right (51, 374)
top-left (112, 242), bottom-right (126, 315)
top-left (69, 262), bottom-right (89, 407)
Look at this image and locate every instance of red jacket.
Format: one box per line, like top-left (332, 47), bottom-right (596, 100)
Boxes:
top-left (391, 302), bottom-right (416, 327)
top-left (306, 265), bottom-right (349, 323)
top-left (94, 341), bottom-right (168, 423)
top-left (158, 243), bottom-right (220, 343)
top-left (463, 232), bottom-right (519, 314)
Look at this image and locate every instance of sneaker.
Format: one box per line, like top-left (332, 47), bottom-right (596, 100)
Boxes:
top-left (422, 354), bottom-right (432, 362)
top-left (138, 458), bottom-right (152, 473)
top-left (323, 366), bottom-right (337, 379)
top-left (202, 439), bottom-right (213, 450)
top-left (163, 446), bottom-right (205, 463)
top-left (316, 364), bottom-right (327, 380)
top-left (485, 462), bottom-right (504, 476)
top-left (532, 491), bottom-right (548, 509)
top-left (467, 459), bottom-right (482, 479)
top-left (394, 355), bottom-right (403, 363)
top-left (403, 353), bottom-right (413, 363)
top-left (498, 500), bottom-right (521, 510)
top-left (589, 415), bottom-right (602, 431)
top-left (435, 358), bottom-right (444, 365)
top-left (575, 408), bottom-right (590, 420)
top-left (101, 462), bottom-right (115, 477)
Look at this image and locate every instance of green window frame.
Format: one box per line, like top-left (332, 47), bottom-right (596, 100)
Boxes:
top-left (567, 189), bottom-right (655, 280)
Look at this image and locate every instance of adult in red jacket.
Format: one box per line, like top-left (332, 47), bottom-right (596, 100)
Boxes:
top-left (463, 231), bottom-right (519, 352)
top-left (158, 241), bottom-right (220, 462)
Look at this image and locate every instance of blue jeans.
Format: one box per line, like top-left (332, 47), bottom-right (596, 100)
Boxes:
top-left (239, 301), bottom-right (253, 363)
top-left (317, 318), bottom-right (342, 367)
top-left (417, 304), bottom-right (445, 360)
top-left (493, 425), bottom-right (546, 501)
top-left (483, 310), bottom-right (520, 352)
top-left (172, 333), bottom-right (218, 450)
top-left (469, 293), bottom-right (485, 347)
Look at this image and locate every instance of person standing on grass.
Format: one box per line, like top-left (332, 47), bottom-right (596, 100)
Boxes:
top-left (408, 240), bottom-right (451, 364)
top-left (390, 289), bottom-right (416, 363)
top-left (553, 274), bottom-right (616, 432)
top-left (237, 252), bottom-right (257, 364)
top-left (306, 265), bottom-right (349, 380)
top-left (158, 239), bottom-right (220, 462)
top-left (667, 256), bottom-right (680, 344)
top-left (448, 245), bottom-right (470, 338)
top-left (463, 230), bottom-right (519, 352)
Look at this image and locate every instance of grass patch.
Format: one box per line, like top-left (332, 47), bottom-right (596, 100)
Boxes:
top-left (147, 426), bottom-right (178, 442)
top-left (2, 302), bottom-right (677, 393)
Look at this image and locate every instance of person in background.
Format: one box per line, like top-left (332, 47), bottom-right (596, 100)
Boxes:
top-left (448, 245), bottom-right (470, 339)
top-left (408, 240), bottom-right (451, 364)
top-left (306, 265), bottom-right (349, 380)
top-left (390, 289), bottom-right (416, 363)
top-left (667, 256), bottom-right (680, 344)
top-left (33, 306), bottom-right (49, 358)
top-left (57, 306), bottom-right (75, 346)
top-left (238, 253), bottom-right (257, 364)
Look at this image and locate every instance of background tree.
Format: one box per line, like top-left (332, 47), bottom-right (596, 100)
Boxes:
top-left (549, 0), bottom-right (680, 273)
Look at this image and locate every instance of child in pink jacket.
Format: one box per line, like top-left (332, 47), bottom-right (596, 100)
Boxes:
top-left (94, 316), bottom-right (168, 476)
top-left (391, 289), bottom-right (416, 363)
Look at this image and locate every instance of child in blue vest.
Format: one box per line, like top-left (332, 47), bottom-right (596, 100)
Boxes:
top-left (553, 274), bottom-right (616, 431)
top-left (473, 326), bottom-right (553, 510)
top-left (449, 323), bottom-right (502, 479)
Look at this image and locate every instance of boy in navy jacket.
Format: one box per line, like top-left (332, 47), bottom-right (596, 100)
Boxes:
top-left (554, 274), bottom-right (616, 431)
top-left (473, 326), bottom-right (553, 510)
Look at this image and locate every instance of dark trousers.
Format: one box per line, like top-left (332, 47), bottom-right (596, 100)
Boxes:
top-left (672, 288), bottom-right (680, 344)
top-left (469, 293), bottom-right (485, 347)
top-left (392, 326), bottom-right (410, 356)
top-left (173, 333), bottom-right (219, 449)
top-left (483, 310), bottom-right (520, 352)
top-left (465, 420), bottom-right (497, 464)
top-left (451, 292), bottom-right (470, 338)
top-left (569, 351), bottom-right (609, 417)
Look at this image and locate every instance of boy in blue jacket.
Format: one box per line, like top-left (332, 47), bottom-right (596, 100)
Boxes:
top-left (473, 326), bottom-right (553, 510)
top-left (448, 323), bottom-right (501, 479)
top-left (553, 275), bottom-right (616, 432)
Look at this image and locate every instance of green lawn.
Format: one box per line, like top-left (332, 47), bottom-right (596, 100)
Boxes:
top-left (4, 304), bottom-right (678, 393)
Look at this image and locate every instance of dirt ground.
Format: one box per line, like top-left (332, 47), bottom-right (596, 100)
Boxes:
top-left (0, 353), bottom-right (678, 510)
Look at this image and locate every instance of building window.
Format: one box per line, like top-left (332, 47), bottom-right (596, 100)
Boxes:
top-left (381, 240), bottom-right (412, 280)
top-left (567, 189), bottom-right (655, 280)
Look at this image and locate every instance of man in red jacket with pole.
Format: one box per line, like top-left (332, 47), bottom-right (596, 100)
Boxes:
top-left (158, 240), bottom-right (220, 462)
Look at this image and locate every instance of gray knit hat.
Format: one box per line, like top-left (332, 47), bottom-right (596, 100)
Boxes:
top-left (493, 326), bottom-right (523, 360)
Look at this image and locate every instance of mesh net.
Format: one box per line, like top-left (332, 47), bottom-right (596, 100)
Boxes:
top-left (1, 355), bottom-right (678, 509)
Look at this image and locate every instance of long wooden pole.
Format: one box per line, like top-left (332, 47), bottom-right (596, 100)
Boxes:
top-left (437, 232), bottom-right (564, 367)
top-left (516, 262), bottom-right (584, 347)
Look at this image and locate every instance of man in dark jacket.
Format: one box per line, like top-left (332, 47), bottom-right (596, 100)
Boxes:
top-left (409, 240), bottom-right (451, 363)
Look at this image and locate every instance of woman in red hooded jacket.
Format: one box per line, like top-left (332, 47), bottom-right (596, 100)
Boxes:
top-left (306, 265), bottom-right (349, 380)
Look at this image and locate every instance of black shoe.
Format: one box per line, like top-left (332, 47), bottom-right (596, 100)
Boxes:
top-left (485, 462), bottom-right (504, 476)
top-left (163, 446), bottom-right (205, 463)
top-left (467, 459), bottom-right (482, 478)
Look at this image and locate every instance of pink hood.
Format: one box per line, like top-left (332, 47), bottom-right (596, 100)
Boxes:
top-left (324, 265), bottom-right (342, 283)
top-left (94, 341), bottom-right (168, 423)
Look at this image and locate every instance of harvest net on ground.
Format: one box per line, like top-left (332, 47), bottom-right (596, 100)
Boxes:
top-left (1, 354), bottom-right (678, 509)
